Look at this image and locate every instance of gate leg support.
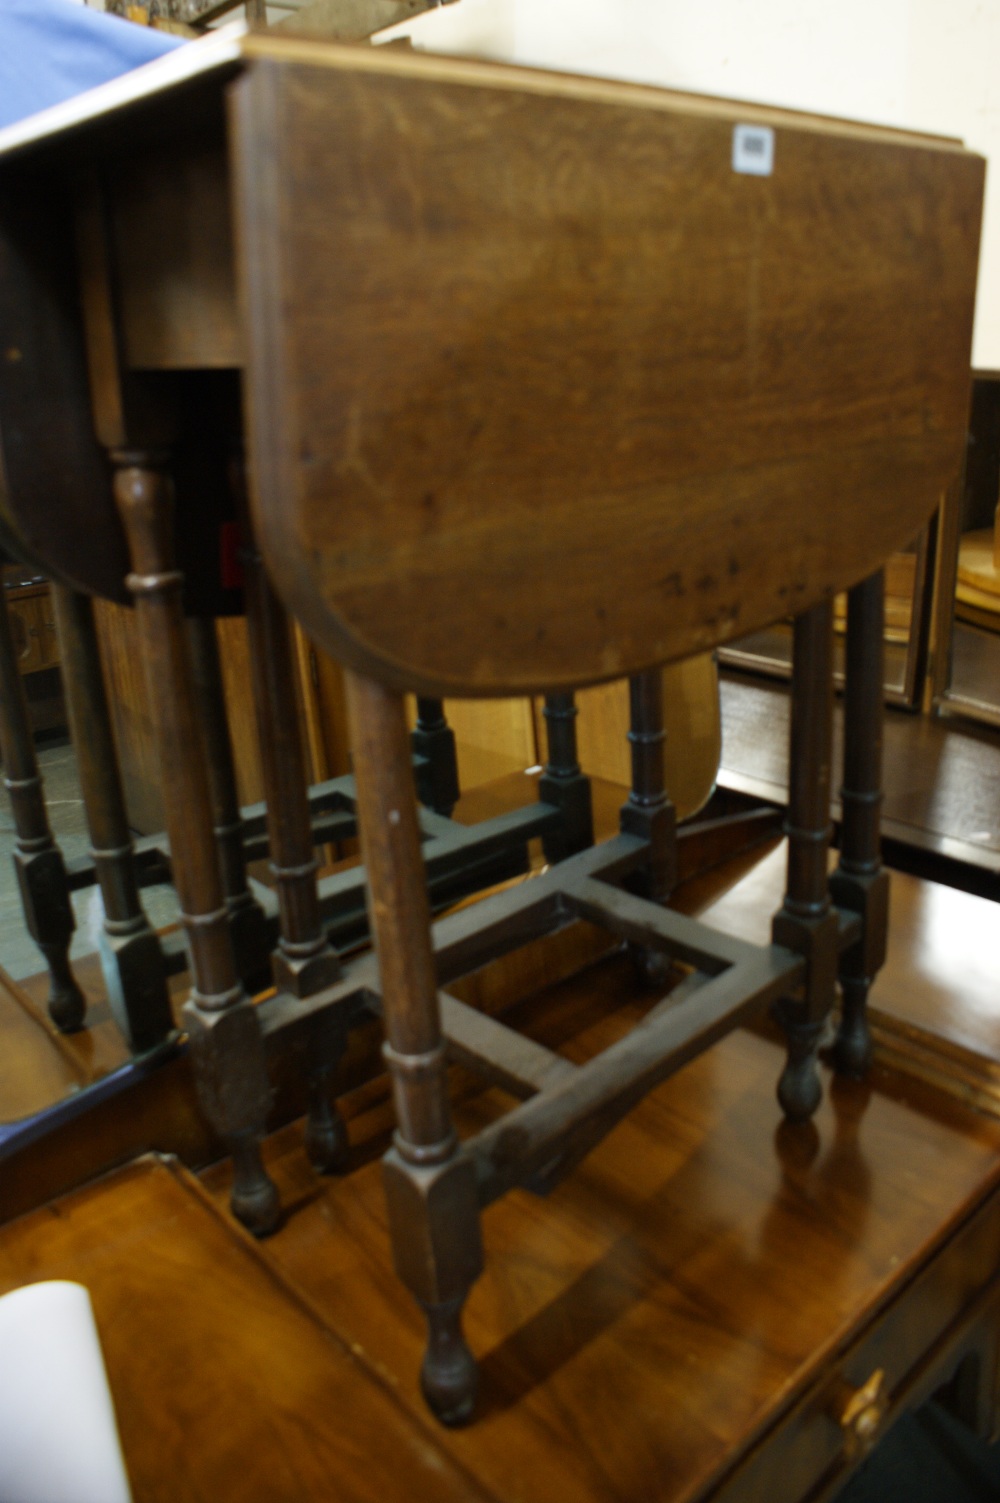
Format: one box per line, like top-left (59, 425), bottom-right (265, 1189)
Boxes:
top-left (113, 453), bottom-right (278, 1233)
top-left (0, 584), bottom-right (84, 1031)
top-left (241, 510), bottom-right (346, 1170)
top-left (52, 584), bottom-right (173, 1052)
top-left (773, 601), bottom-right (839, 1122)
top-left (348, 668), bottom-right (482, 1425)
top-left (620, 669), bottom-right (676, 987)
top-left (412, 698), bottom-right (460, 817)
top-left (187, 616), bottom-right (272, 986)
top-left (830, 571), bottom-right (889, 1079)
top-left (539, 692), bottom-right (594, 863)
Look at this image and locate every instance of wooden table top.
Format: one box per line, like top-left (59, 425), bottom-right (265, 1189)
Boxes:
top-left (3, 983), bottom-right (995, 1503)
top-left (3, 815), bottom-right (1000, 1499)
top-left (0, 31), bottom-right (984, 685)
top-left (678, 830), bottom-right (1000, 1121)
top-left (0, 966), bottom-right (87, 1122)
top-left (200, 954), bottom-right (1000, 1503)
top-left (0, 1156), bottom-right (492, 1503)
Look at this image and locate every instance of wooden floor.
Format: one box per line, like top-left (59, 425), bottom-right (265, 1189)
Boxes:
top-left (3, 830), bottom-right (1000, 1500)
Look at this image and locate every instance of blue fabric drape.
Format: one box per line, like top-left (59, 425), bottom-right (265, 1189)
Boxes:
top-left (0, 0), bottom-right (183, 129)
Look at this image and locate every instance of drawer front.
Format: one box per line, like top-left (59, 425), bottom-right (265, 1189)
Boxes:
top-left (709, 1184), bottom-right (1000, 1503)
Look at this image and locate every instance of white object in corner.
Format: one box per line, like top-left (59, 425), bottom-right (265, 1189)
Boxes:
top-left (0, 1281), bottom-right (133, 1503)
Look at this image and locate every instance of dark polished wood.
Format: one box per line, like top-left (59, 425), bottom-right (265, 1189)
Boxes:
top-left (830, 572), bottom-right (890, 1078)
top-left (225, 38), bottom-right (980, 1420)
top-left (411, 697), bottom-right (460, 817)
top-left (678, 836), bottom-right (1000, 1126)
top-left (234, 38), bottom-right (981, 696)
top-left (0, 772), bottom-right (597, 1220)
top-left (0, 584), bottom-right (84, 1031)
top-left (619, 669), bottom-right (676, 985)
top-left (773, 602), bottom-right (840, 1120)
top-left (95, 602), bottom-right (270, 835)
top-left (240, 515), bottom-right (348, 1170)
top-left (186, 614), bottom-right (271, 982)
top-left (0, 792), bottom-right (993, 1215)
top-left (241, 528), bottom-right (340, 998)
top-left (2, 570), bottom-right (65, 736)
top-left (201, 965), bottom-right (1000, 1503)
top-left (6, 848), bottom-right (1000, 1503)
top-left (0, 964), bottom-right (88, 1122)
top-left (0, 158), bottom-right (130, 601)
top-left (339, 673), bottom-right (816, 1420)
top-left (345, 667), bottom-right (481, 1424)
top-left (112, 453), bottom-right (278, 1234)
top-left (719, 672), bottom-right (1000, 882)
top-left (0, 1157), bottom-right (494, 1503)
top-left (622, 669), bottom-right (676, 905)
top-left (538, 693), bottom-right (594, 864)
top-left (0, 34), bottom-right (983, 1431)
top-left (51, 583), bottom-right (174, 1052)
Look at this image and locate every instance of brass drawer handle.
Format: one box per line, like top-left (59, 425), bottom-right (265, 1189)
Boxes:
top-left (834, 1368), bottom-right (887, 1461)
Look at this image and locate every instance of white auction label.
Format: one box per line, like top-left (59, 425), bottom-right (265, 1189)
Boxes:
top-left (732, 124), bottom-right (775, 177)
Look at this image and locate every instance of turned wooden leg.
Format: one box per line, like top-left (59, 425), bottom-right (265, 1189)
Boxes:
top-left (186, 616), bottom-right (271, 985)
top-left (620, 669), bottom-right (676, 986)
top-left (112, 451), bottom-right (278, 1234)
top-left (773, 601), bottom-right (839, 1122)
top-left (538, 692), bottom-right (594, 863)
top-left (830, 571), bottom-right (889, 1078)
top-left (411, 698), bottom-right (460, 816)
top-left (346, 668), bottom-right (482, 1426)
top-left (51, 585), bottom-right (173, 1052)
top-left (0, 584), bottom-right (84, 1030)
top-left (241, 524), bottom-right (346, 1171)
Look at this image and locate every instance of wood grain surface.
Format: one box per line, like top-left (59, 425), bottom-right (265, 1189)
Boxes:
top-left (8, 1013), bottom-right (1000, 1503)
top-left (0, 965), bottom-right (87, 1122)
top-left (4, 797), bottom-right (1000, 1497)
top-left (679, 837), bottom-right (1000, 1118)
top-left (233, 38), bottom-right (984, 695)
top-left (0, 1156), bottom-right (493, 1503)
top-left (203, 957), bottom-right (1000, 1503)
